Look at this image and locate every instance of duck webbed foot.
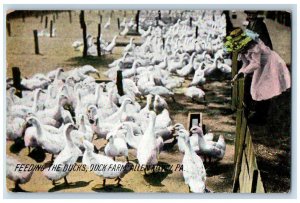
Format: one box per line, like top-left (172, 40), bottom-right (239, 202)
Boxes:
top-left (115, 177), bottom-right (122, 187)
top-left (64, 176), bottom-right (69, 185)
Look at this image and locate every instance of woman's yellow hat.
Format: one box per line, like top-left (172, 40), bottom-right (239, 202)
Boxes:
top-left (224, 28), bottom-right (254, 53)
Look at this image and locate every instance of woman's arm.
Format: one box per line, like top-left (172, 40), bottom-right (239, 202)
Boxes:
top-left (238, 51), bottom-right (261, 75)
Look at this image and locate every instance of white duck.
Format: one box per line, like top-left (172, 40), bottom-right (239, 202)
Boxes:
top-left (6, 117), bottom-right (27, 141)
top-left (155, 109), bottom-right (172, 130)
top-left (35, 93), bottom-right (68, 122)
top-left (153, 94), bottom-right (168, 113)
top-left (43, 123), bottom-right (82, 185)
top-left (21, 77), bottom-right (50, 90)
top-left (184, 86), bottom-right (205, 102)
top-left (177, 129), bottom-right (207, 193)
top-left (144, 86), bottom-right (174, 98)
top-left (137, 111), bottom-right (159, 172)
top-left (189, 66), bottom-right (206, 86)
top-left (6, 155), bottom-right (34, 191)
top-left (104, 129), bottom-right (129, 161)
top-left (25, 116), bottom-right (66, 159)
top-left (124, 37), bottom-right (135, 53)
top-left (104, 17), bottom-right (111, 29)
top-left (103, 98), bottom-right (133, 123)
top-left (122, 61), bottom-right (138, 78)
top-left (176, 52), bottom-right (196, 77)
top-left (203, 56), bottom-right (220, 76)
top-left (104, 35), bottom-right (118, 53)
top-left (190, 126), bottom-right (226, 161)
top-left (120, 23), bottom-right (129, 37)
top-left (217, 60), bottom-right (232, 73)
top-left (174, 123), bottom-right (213, 153)
top-left (167, 53), bottom-right (189, 73)
top-left (82, 140), bottom-right (133, 187)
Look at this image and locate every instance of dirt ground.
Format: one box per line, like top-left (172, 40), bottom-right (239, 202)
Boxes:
top-left (6, 10), bottom-right (291, 193)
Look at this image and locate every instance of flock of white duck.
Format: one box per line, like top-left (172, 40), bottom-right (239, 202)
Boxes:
top-left (7, 10), bottom-right (230, 193)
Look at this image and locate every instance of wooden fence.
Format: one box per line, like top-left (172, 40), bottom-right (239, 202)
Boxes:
top-left (231, 54), bottom-right (265, 193)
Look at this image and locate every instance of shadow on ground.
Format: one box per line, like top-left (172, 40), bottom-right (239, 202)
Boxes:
top-left (48, 180), bottom-right (93, 192)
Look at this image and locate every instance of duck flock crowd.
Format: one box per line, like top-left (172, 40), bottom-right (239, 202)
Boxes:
top-left (7, 10), bottom-right (231, 193)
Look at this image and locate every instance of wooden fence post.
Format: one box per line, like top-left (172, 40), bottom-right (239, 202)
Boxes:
top-left (22, 13), bottom-right (25, 22)
top-left (7, 22), bottom-right (11, 37)
top-left (195, 26), bottom-right (198, 38)
top-left (12, 67), bottom-right (22, 97)
top-left (232, 118), bottom-right (248, 192)
top-left (33, 30), bottom-right (39, 54)
top-left (190, 17), bottom-right (193, 27)
top-left (117, 18), bottom-right (120, 30)
top-left (234, 78), bottom-right (245, 163)
top-left (136, 10), bottom-right (140, 33)
top-left (97, 23), bottom-right (101, 57)
top-left (116, 70), bottom-right (124, 96)
top-left (69, 11), bottom-right (72, 23)
top-left (162, 37), bottom-right (165, 50)
top-left (80, 10), bottom-right (88, 57)
top-left (251, 169), bottom-right (259, 193)
top-left (50, 20), bottom-right (53, 38)
top-left (158, 10), bottom-right (161, 20)
top-left (45, 16), bottom-right (48, 28)
top-left (231, 51), bottom-right (238, 111)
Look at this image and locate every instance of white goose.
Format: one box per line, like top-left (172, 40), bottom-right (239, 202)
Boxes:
top-left (43, 123), bottom-right (82, 185)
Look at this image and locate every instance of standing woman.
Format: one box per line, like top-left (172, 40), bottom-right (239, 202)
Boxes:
top-left (225, 28), bottom-right (291, 123)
